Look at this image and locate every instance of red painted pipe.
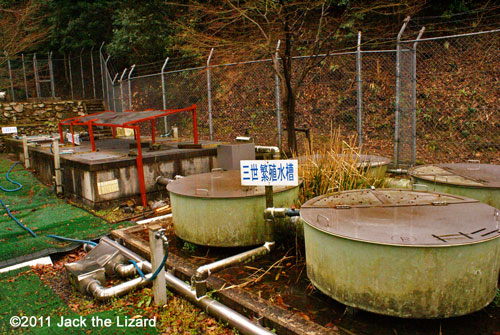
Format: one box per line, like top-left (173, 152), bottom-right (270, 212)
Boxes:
top-left (88, 121), bottom-right (96, 152)
top-left (151, 120), bottom-right (155, 144)
top-left (134, 126), bottom-right (147, 207)
top-left (192, 105), bottom-right (198, 144)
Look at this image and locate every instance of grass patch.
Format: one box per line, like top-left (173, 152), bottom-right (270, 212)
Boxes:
top-left (0, 156), bottom-right (132, 262)
top-left (0, 267), bottom-right (155, 334)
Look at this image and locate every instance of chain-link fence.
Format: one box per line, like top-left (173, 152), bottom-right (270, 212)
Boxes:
top-left (1, 28), bottom-right (499, 165)
top-left (0, 50), bottom-right (106, 101)
top-left (404, 30), bottom-right (500, 165)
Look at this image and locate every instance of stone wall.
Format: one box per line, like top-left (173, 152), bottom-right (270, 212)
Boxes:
top-left (0, 100), bottom-right (86, 136)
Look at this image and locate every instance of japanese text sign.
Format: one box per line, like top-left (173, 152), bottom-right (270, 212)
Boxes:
top-left (240, 160), bottom-right (298, 186)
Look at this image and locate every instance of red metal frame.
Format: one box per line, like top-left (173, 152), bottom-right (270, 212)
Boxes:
top-left (57, 105), bottom-right (198, 208)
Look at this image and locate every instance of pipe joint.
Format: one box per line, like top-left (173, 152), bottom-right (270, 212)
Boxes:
top-left (264, 208), bottom-right (299, 218)
top-left (156, 176), bottom-right (174, 186)
top-left (114, 262), bottom-right (141, 278)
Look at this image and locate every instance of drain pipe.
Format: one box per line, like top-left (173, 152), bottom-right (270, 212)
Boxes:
top-left (156, 175), bottom-right (183, 186)
top-left (264, 208), bottom-right (300, 218)
top-left (387, 168), bottom-right (408, 175)
top-left (192, 241), bottom-right (275, 298)
top-left (255, 146), bottom-right (280, 159)
top-left (87, 275), bottom-right (151, 301)
top-left (114, 260), bottom-right (145, 278)
top-left (100, 237), bottom-right (273, 335)
top-left (156, 176), bottom-right (174, 186)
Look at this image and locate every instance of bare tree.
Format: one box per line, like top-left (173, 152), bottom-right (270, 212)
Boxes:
top-left (0, 0), bottom-right (49, 64)
top-left (174, 1), bottom-right (422, 153)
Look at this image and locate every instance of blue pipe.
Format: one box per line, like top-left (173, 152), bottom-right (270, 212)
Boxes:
top-left (0, 162), bottom-right (22, 192)
top-left (129, 245), bottom-right (169, 281)
top-left (0, 162), bottom-right (97, 246)
top-left (47, 235), bottom-right (97, 247)
top-left (0, 198), bottom-right (37, 237)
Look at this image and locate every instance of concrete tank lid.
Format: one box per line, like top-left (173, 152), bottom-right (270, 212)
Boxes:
top-left (300, 189), bottom-right (500, 247)
top-left (167, 169), bottom-right (298, 198)
top-left (299, 154), bottom-right (391, 168)
top-left (408, 163), bottom-right (500, 188)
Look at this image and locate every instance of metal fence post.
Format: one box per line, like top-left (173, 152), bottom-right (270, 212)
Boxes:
top-left (111, 72), bottom-right (118, 112)
top-left (274, 40), bottom-right (282, 151)
top-left (99, 42), bottom-right (106, 101)
top-left (119, 68), bottom-right (128, 113)
top-left (90, 45), bottom-right (96, 99)
top-left (356, 31), bottom-right (363, 148)
top-left (22, 54), bottom-right (28, 99)
top-left (33, 53), bottom-right (41, 98)
top-left (68, 53), bottom-right (74, 100)
top-left (128, 64), bottom-right (135, 110)
top-left (104, 55), bottom-right (111, 108)
top-left (411, 27), bottom-right (426, 166)
top-left (49, 52), bottom-right (56, 98)
top-left (206, 48), bottom-right (214, 141)
top-left (394, 16), bottom-right (410, 168)
top-left (80, 48), bottom-right (85, 98)
top-left (160, 58), bottom-right (169, 132)
top-left (6, 56), bottom-right (15, 102)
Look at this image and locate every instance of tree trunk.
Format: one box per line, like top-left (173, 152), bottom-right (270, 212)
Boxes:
top-left (284, 88), bottom-right (297, 155)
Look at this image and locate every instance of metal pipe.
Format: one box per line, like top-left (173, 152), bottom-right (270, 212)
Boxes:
top-left (387, 168), bottom-right (408, 174)
top-left (90, 46), bottom-right (96, 99)
top-left (264, 207), bottom-right (299, 218)
top-left (6, 56), bottom-right (14, 101)
top-left (274, 40), bottom-right (282, 151)
top-left (206, 48), bottom-right (214, 140)
top-left (99, 42), bottom-right (106, 101)
top-left (161, 58), bottom-right (169, 132)
top-left (127, 64), bottom-right (135, 110)
top-left (68, 53), bottom-right (74, 100)
top-left (87, 276), bottom-right (150, 301)
top-left (104, 55), bottom-right (111, 108)
top-left (100, 237), bottom-right (273, 335)
top-left (356, 31), bottom-right (363, 148)
top-left (394, 16), bottom-right (410, 168)
top-left (411, 27), bottom-right (425, 166)
top-left (111, 72), bottom-right (118, 112)
top-left (49, 52), bottom-right (56, 98)
top-left (193, 242), bottom-right (274, 298)
top-left (114, 262), bottom-right (143, 278)
top-left (80, 48), bottom-right (85, 98)
top-left (119, 68), bottom-right (128, 113)
top-left (156, 176), bottom-right (174, 185)
top-left (83, 243), bottom-right (95, 253)
top-left (22, 54), bottom-right (28, 99)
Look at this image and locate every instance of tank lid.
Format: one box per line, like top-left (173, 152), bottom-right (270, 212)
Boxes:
top-left (300, 189), bottom-right (500, 246)
top-left (408, 163), bottom-right (500, 188)
top-left (167, 169), bottom-right (298, 198)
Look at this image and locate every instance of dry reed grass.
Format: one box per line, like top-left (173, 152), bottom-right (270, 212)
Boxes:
top-left (296, 128), bottom-right (386, 204)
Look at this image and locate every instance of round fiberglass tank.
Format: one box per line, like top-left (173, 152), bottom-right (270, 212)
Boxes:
top-left (300, 189), bottom-right (500, 318)
top-left (352, 154), bottom-right (391, 179)
top-left (408, 163), bottom-right (500, 209)
top-left (167, 170), bottom-right (300, 247)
